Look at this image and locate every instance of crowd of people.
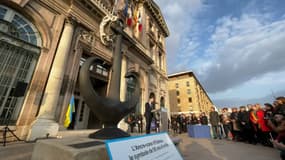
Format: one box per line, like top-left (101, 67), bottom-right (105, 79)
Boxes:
top-left (170, 96), bottom-right (285, 160)
top-left (126, 94), bottom-right (285, 159)
top-left (170, 113), bottom-right (208, 134)
top-left (209, 96), bottom-right (285, 160)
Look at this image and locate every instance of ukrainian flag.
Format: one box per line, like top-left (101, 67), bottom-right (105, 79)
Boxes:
top-left (64, 95), bottom-right (75, 128)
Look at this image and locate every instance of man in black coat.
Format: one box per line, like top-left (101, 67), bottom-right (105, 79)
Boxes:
top-left (144, 94), bottom-right (155, 134)
top-left (238, 106), bottom-right (252, 143)
top-left (200, 112), bottom-right (208, 125)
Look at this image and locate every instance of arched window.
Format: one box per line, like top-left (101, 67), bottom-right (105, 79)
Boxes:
top-left (0, 5), bottom-right (42, 46)
top-left (0, 5), bottom-right (42, 125)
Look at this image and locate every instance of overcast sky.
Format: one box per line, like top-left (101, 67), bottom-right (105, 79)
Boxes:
top-left (155, 0), bottom-right (285, 107)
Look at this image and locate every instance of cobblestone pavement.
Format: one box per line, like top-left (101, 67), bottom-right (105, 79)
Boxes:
top-left (177, 134), bottom-right (280, 160)
top-left (0, 133), bottom-right (281, 160)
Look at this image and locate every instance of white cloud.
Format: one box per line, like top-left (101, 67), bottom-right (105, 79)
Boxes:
top-left (199, 14), bottom-right (285, 93)
top-left (156, 0), bottom-right (285, 106)
top-left (155, 0), bottom-right (206, 73)
top-left (211, 70), bottom-right (285, 107)
top-left (178, 40), bottom-right (200, 58)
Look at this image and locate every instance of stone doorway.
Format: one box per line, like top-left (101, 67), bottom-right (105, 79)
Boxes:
top-left (68, 54), bottom-right (110, 130)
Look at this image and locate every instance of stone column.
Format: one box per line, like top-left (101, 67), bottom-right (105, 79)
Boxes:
top-left (27, 18), bottom-right (75, 140)
top-left (119, 55), bottom-right (127, 102)
top-left (118, 55), bottom-right (128, 131)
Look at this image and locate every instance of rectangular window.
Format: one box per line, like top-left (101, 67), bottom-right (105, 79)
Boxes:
top-left (175, 83), bottom-right (179, 88)
top-left (176, 91), bottom-right (180, 96)
top-left (188, 97), bottom-right (192, 103)
top-left (186, 81), bottom-right (190, 87)
top-left (159, 52), bottom-right (162, 69)
top-left (0, 7), bottom-right (7, 19)
top-left (187, 89), bottom-right (191, 94)
top-left (177, 98), bottom-right (180, 104)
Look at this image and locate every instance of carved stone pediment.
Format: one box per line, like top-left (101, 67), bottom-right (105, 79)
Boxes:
top-left (80, 30), bottom-right (96, 44)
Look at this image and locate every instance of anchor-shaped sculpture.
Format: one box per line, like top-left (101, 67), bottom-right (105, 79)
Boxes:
top-left (79, 18), bottom-right (140, 139)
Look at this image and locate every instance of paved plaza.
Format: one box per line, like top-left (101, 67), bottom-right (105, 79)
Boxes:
top-left (0, 133), bottom-right (280, 160)
top-left (178, 134), bottom-right (279, 160)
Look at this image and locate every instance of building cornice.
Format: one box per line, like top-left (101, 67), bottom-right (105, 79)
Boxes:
top-left (122, 31), bottom-right (154, 65)
top-left (145, 0), bottom-right (169, 37)
top-left (168, 71), bottom-right (193, 78)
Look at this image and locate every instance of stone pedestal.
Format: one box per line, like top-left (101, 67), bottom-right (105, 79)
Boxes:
top-left (31, 137), bottom-right (109, 160)
top-left (28, 119), bottom-right (59, 140)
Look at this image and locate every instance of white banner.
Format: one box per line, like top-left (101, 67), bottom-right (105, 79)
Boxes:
top-left (105, 132), bottom-right (183, 160)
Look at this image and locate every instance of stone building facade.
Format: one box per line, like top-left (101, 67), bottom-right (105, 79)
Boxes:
top-left (168, 71), bottom-right (213, 115)
top-left (0, 0), bottom-right (169, 140)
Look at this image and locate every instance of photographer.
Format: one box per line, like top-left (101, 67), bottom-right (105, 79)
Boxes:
top-left (273, 97), bottom-right (285, 114)
top-left (267, 110), bottom-right (285, 160)
top-left (264, 103), bottom-right (277, 140)
top-left (264, 103), bottom-right (274, 120)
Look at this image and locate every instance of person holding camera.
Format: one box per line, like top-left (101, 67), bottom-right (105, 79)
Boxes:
top-left (264, 103), bottom-right (277, 138)
top-left (267, 110), bottom-right (285, 160)
top-left (274, 97), bottom-right (285, 111)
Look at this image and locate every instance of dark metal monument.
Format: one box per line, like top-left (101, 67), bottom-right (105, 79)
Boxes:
top-left (79, 19), bottom-right (140, 139)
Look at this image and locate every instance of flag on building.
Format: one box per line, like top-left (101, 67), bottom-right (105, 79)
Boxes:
top-left (123, 0), bottom-right (133, 26)
top-left (64, 95), bottom-right (75, 128)
top-left (132, 5), bottom-right (139, 27)
top-left (138, 11), bottom-right (142, 32)
top-left (123, 0), bottom-right (129, 17)
top-left (126, 5), bottom-right (133, 27)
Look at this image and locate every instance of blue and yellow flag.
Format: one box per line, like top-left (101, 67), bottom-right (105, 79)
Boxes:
top-left (64, 95), bottom-right (75, 128)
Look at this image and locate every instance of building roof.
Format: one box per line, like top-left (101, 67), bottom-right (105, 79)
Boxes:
top-left (168, 71), bottom-right (213, 104)
top-left (168, 71), bottom-right (194, 78)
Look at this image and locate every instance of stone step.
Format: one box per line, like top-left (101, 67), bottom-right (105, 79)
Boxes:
top-left (57, 129), bottom-right (98, 138)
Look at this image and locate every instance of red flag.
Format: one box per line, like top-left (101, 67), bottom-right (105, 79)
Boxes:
top-left (138, 12), bottom-right (142, 32)
top-left (126, 6), bottom-right (132, 26)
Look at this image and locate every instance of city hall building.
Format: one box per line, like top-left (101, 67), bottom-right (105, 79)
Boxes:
top-left (0, 0), bottom-right (169, 140)
top-left (168, 71), bottom-right (213, 115)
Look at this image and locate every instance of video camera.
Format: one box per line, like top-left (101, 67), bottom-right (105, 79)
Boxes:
top-left (264, 111), bottom-right (273, 120)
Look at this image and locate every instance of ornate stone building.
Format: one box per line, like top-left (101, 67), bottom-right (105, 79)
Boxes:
top-left (0, 0), bottom-right (169, 140)
top-left (168, 71), bottom-right (213, 115)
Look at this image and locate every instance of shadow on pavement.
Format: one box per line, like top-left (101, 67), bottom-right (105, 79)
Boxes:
top-left (181, 141), bottom-right (225, 160)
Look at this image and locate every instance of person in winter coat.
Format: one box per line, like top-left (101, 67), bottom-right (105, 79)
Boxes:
top-left (200, 112), bottom-right (208, 125)
top-left (256, 104), bottom-right (272, 146)
top-left (210, 107), bottom-right (221, 139)
top-left (238, 106), bottom-right (253, 143)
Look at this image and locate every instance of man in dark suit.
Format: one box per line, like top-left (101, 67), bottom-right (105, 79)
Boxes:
top-left (145, 94), bottom-right (155, 134)
top-left (210, 107), bottom-right (221, 139)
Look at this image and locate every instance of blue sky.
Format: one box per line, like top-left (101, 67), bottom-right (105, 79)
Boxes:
top-left (155, 0), bottom-right (285, 107)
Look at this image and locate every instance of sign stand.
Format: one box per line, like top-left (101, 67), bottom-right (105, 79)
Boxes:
top-left (105, 132), bottom-right (183, 160)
